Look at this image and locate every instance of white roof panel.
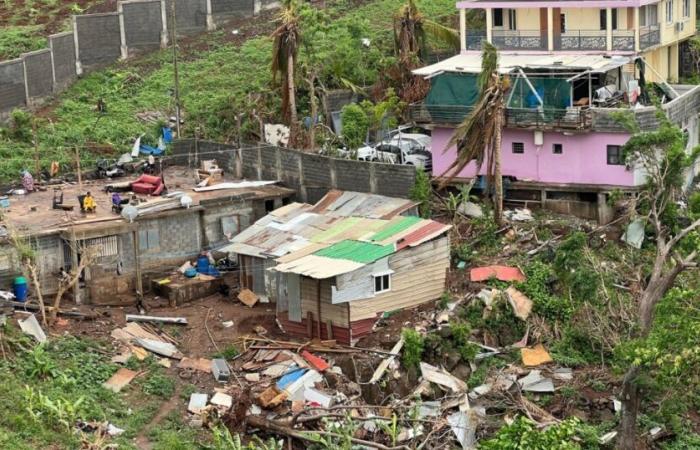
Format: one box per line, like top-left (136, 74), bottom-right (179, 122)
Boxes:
top-left (413, 53), bottom-right (631, 76)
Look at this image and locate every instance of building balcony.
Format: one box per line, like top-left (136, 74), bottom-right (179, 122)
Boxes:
top-left (492, 30), bottom-right (548, 51)
top-left (553, 30), bottom-right (607, 51)
top-left (639, 25), bottom-right (661, 49)
top-left (465, 30), bottom-right (487, 50)
top-left (407, 103), bottom-right (591, 131)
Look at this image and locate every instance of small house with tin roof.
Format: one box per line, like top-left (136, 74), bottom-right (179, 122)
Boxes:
top-left (224, 190), bottom-right (451, 345)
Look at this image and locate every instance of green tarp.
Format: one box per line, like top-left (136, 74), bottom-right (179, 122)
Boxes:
top-left (426, 73), bottom-right (479, 107)
top-left (508, 76), bottom-right (572, 110)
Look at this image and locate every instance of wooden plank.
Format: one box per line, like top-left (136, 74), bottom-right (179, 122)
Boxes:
top-left (326, 320), bottom-right (334, 340)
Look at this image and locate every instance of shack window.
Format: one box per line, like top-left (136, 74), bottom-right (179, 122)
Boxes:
top-left (512, 142), bottom-right (525, 154)
top-left (553, 143), bottom-right (563, 154)
top-left (265, 200), bottom-right (275, 212)
top-left (138, 229), bottom-right (160, 251)
top-left (493, 8), bottom-right (504, 27)
top-left (374, 273), bottom-right (391, 294)
top-left (85, 235), bottom-right (119, 257)
top-left (607, 145), bottom-right (624, 165)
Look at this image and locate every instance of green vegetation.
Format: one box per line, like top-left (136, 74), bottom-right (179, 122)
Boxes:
top-left (0, 0), bottom-right (458, 182)
top-left (0, 26), bottom-right (45, 60)
top-left (0, 326), bottom-right (185, 449)
top-left (401, 328), bottom-right (424, 369)
top-left (410, 167), bottom-right (432, 218)
top-left (479, 416), bottom-right (600, 450)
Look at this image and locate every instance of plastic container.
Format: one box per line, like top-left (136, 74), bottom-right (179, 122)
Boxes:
top-left (184, 267), bottom-right (197, 278)
top-left (0, 196), bottom-right (9, 208)
top-left (13, 276), bottom-right (28, 302)
top-left (196, 255), bottom-right (210, 273)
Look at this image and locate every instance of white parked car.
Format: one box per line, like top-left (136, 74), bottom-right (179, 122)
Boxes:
top-left (357, 133), bottom-right (432, 170)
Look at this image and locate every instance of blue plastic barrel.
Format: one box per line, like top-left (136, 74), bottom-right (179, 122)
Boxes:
top-left (13, 276), bottom-right (28, 302)
top-left (196, 255), bottom-right (210, 273)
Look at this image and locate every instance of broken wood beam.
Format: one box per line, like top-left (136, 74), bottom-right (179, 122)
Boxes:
top-left (125, 314), bottom-right (188, 325)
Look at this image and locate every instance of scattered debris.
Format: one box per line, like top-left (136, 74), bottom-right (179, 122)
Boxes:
top-left (304, 387), bottom-right (334, 407)
top-left (518, 370), bottom-right (555, 392)
top-left (178, 357), bottom-right (212, 373)
top-left (505, 208), bottom-right (534, 222)
top-left (222, 320), bottom-right (234, 328)
top-left (188, 393), bottom-right (208, 414)
top-left (458, 201), bottom-right (483, 218)
top-left (448, 410), bottom-right (477, 450)
top-left (622, 218), bottom-right (645, 249)
top-left (600, 431), bottom-right (618, 445)
top-left (506, 287), bottom-right (532, 320)
top-left (470, 265), bottom-right (526, 282)
top-left (237, 289), bottom-right (259, 307)
top-left (103, 368), bottom-right (138, 393)
top-left (420, 362), bottom-right (468, 393)
top-left (369, 338), bottom-right (404, 384)
top-left (301, 350), bottom-right (330, 372)
top-left (521, 344), bottom-right (553, 366)
top-left (125, 314), bottom-right (188, 325)
top-left (210, 392), bottom-right (233, 409)
top-left (552, 368), bottom-right (573, 381)
top-left (18, 314), bottom-right (47, 343)
top-left (212, 358), bottom-right (231, 382)
top-left (135, 338), bottom-right (183, 359)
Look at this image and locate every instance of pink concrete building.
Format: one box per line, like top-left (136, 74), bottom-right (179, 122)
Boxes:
top-left (410, 0), bottom-right (700, 222)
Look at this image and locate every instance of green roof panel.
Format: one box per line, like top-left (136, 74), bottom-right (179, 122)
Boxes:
top-left (369, 216), bottom-right (422, 242)
top-left (314, 240), bottom-right (394, 263)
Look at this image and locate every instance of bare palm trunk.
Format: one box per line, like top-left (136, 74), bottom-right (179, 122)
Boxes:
top-left (619, 366), bottom-right (641, 450)
top-left (493, 108), bottom-right (504, 225)
top-left (287, 53), bottom-right (297, 142)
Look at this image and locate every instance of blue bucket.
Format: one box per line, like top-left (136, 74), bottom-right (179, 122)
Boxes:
top-left (196, 255), bottom-right (209, 273)
top-left (13, 276), bottom-right (28, 302)
top-left (0, 196), bottom-right (9, 208)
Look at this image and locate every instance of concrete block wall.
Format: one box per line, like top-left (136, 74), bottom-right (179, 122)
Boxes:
top-left (22, 49), bottom-right (54, 105)
top-left (120, 0), bottom-right (166, 55)
top-left (171, 139), bottom-right (417, 201)
top-left (0, 59), bottom-right (27, 118)
top-left (49, 32), bottom-right (77, 91)
top-left (0, 0), bottom-right (266, 122)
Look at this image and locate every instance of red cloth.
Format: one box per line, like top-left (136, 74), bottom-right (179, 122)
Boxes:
top-left (470, 265), bottom-right (526, 282)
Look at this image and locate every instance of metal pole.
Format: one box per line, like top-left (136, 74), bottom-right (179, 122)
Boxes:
top-left (170, 0), bottom-right (182, 138)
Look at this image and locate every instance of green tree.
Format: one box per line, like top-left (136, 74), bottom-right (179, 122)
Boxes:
top-left (615, 112), bottom-right (700, 449)
top-left (441, 42), bottom-right (507, 225)
top-left (340, 103), bottom-right (369, 152)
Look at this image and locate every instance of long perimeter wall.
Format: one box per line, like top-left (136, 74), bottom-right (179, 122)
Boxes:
top-left (170, 140), bottom-right (418, 203)
top-left (0, 0), bottom-right (274, 122)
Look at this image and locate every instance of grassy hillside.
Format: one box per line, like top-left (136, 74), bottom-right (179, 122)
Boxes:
top-left (0, 0), bottom-right (459, 182)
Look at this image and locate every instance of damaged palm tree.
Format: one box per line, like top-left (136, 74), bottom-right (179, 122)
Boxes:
top-left (393, 0), bottom-right (459, 62)
top-left (441, 42), bottom-right (508, 225)
top-left (392, 0), bottom-right (459, 103)
top-left (271, 0), bottom-right (301, 143)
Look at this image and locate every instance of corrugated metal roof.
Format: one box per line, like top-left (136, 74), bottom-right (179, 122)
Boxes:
top-left (396, 221), bottom-right (452, 250)
top-left (274, 255), bottom-right (365, 278)
top-left (370, 216), bottom-right (423, 242)
top-left (314, 240), bottom-right (395, 263)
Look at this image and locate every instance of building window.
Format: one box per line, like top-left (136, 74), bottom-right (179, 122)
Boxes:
top-left (512, 142), bottom-right (525, 154)
top-left (553, 143), bottom-right (563, 154)
top-left (508, 9), bottom-right (517, 30)
top-left (683, 0), bottom-right (690, 18)
top-left (374, 273), bottom-right (391, 294)
top-left (493, 8), bottom-right (504, 27)
top-left (666, 0), bottom-right (674, 23)
top-left (85, 235), bottom-right (119, 257)
top-left (138, 228), bottom-right (160, 251)
top-left (599, 9), bottom-right (618, 30)
top-left (607, 145), bottom-right (624, 165)
top-left (641, 4), bottom-right (659, 26)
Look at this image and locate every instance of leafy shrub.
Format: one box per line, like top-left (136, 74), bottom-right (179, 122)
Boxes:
top-left (142, 372), bottom-right (175, 398)
top-left (553, 232), bottom-right (599, 303)
top-left (518, 260), bottom-right (573, 321)
top-left (450, 320), bottom-right (479, 361)
top-left (410, 168), bottom-right (432, 218)
top-left (401, 328), bottom-right (425, 369)
top-left (479, 416), bottom-right (598, 450)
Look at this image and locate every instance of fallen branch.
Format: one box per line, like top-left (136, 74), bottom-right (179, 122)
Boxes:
top-left (246, 415), bottom-right (411, 450)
